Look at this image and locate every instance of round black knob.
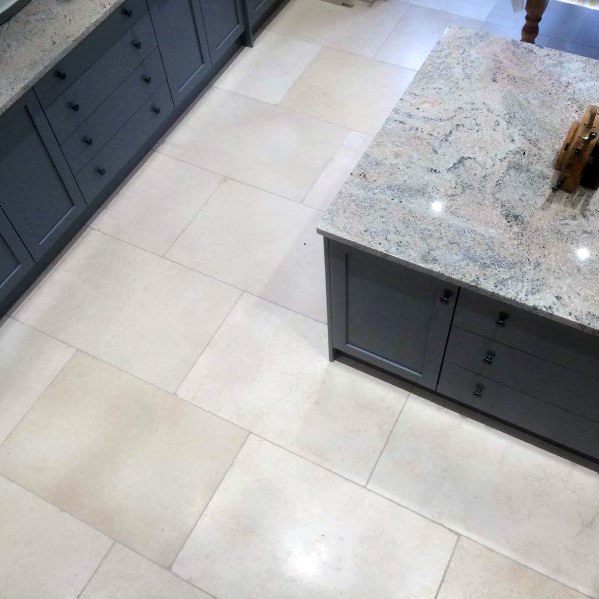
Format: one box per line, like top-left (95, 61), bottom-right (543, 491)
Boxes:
top-left (496, 312), bottom-right (509, 327)
top-left (439, 289), bottom-right (453, 305)
top-left (483, 351), bottom-right (496, 365)
top-left (122, 7), bottom-right (133, 17)
top-left (54, 70), bottom-right (67, 80)
top-left (82, 136), bottom-right (93, 146)
top-left (96, 167), bottom-right (106, 176)
top-left (473, 384), bottom-right (484, 398)
top-left (151, 106), bottom-right (161, 114)
top-left (132, 40), bottom-right (142, 49)
top-left (143, 75), bottom-right (152, 84)
top-left (68, 102), bottom-right (80, 112)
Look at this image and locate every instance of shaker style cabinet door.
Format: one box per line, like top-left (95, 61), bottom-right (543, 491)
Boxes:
top-left (148, 0), bottom-right (212, 106)
top-left (246, 0), bottom-right (278, 28)
top-left (0, 208), bottom-right (33, 305)
top-left (327, 241), bottom-right (458, 389)
top-left (0, 90), bottom-right (86, 261)
top-left (198, 0), bottom-right (244, 63)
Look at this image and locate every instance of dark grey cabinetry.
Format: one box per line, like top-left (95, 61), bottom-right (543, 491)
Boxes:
top-left (199, 0), bottom-right (245, 62)
top-left (246, 0), bottom-right (279, 28)
top-left (0, 208), bottom-right (33, 299)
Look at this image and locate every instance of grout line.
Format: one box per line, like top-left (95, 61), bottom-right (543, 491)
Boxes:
top-left (77, 540), bottom-right (115, 598)
top-left (433, 534), bottom-right (460, 599)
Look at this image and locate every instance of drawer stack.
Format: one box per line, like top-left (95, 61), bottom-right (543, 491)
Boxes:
top-left (33, 0), bottom-right (174, 203)
top-left (438, 290), bottom-right (599, 460)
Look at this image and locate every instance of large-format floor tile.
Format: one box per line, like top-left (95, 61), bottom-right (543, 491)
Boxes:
top-left (437, 537), bottom-right (588, 599)
top-left (409, 0), bottom-right (495, 20)
top-left (280, 48), bottom-right (414, 135)
top-left (0, 476), bottom-right (110, 599)
top-left (91, 153), bottom-right (223, 256)
top-left (547, 38), bottom-right (599, 60)
top-left (173, 436), bottom-right (457, 598)
top-left (268, 0), bottom-right (409, 58)
top-left (81, 544), bottom-right (211, 599)
top-left (159, 88), bottom-right (347, 202)
top-left (375, 6), bottom-right (483, 70)
top-left (177, 295), bottom-right (409, 484)
top-left (15, 229), bottom-right (240, 392)
top-left (215, 31), bottom-right (320, 104)
top-left (481, 21), bottom-right (550, 46)
top-left (0, 318), bottom-right (74, 444)
top-left (0, 353), bottom-right (247, 567)
top-left (167, 180), bottom-right (326, 322)
top-left (369, 392), bottom-right (599, 597)
top-left (303, 131), bottom-right (372, 210)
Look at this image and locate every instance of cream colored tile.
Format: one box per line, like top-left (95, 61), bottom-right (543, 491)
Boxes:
top-left (303, 131), bottom-right (372, 210)
top-left (81, 544), bottom-right (211, 599)
top-left (173, 436), bottom-right (456, 598)
top-left (268, 0), bottom-right (409, 58)
top-left (375, 6), bottom-right (483, 70)
top-left (280, 48), bottom-right (415, 135)
top-left (215, 31), bottom-right (320, 104)
top-left (167, 180), bottom-right (326, 322)
top-left (0, 475), bottom-right (111, 599)
top-left (438, 538), bottom-right (588, 599)
top-left (159, 88), bottom-right (347, 202)
top-left (178, 295), bottom-right (409, 483)
top-left (0, 353), bottom-right (247, 567)
top-left (407, 0), bottom-right (495, 20)
top-left (0, 319), bottom-right (74, 444)
top-left (91, 153), bottom-right (223, 256)
top-left (369, 392), bottom-right (599, 597)
top-left (15, 229), bottom-right (240, 392)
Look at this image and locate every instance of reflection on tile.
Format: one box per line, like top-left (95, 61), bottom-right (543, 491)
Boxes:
top-left (91, 153), bottom-right (223, 256)
top-left (178, 295), bottom-right (409, 483)
top-left (159, 88), bottom-right (347, 202)
top-left (0, 319), bottom-right (74, 444)
top-left (81, 544), bottom-right (211, 599)
top-left (167, 180), bottom-right (326, 322)
top-left (438, 538), bottom-right (588, 599)
top-left (408, 0), bottom-right (496, 20)
top-left (268, 0), bottom-right (409, 57)
top-left (369, 392), bottom-right (599, 597)
top-left (0, 476), bottom-right (110, 599)
top-left (215, 31), bottom-right (320, 104)
top-left (173, 436), bottom-right (457, 598)
top-left (481, 21), bottom-right (550, 46)
top-left (15, 229), bottom-right (240, 392)
top-left (547, 38), bottom-right (599, 60)
top-left (0, 353), bottom-right (247, 567)
top-left (281, 48), bottom-right (415, 134)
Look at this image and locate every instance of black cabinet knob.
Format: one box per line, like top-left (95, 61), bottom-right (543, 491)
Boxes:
top-left (68, 102), bottom-right (80, 112)
top-left (483, 351), bottom-right (496, 365)
top-left (122, 7), bottom-right (133, 17)
top-left (496, 312), bottom-right (509, 327)
top-left (96, 167), bottom-right (106, 176)
top-left (132, 40), bottom-right (142, 49)
top-left (151, 106), bottom-right (161, 114)
top-left (82, 136), bottom-right (93, 146)
top-left (473, 384), bottom-right (484, 398)
top-left (54, 70), bottom-right (67, 80)
top-left (143, 75), bottom-right (152, 84)
top-left (439, 289), bottom-right (453, 305)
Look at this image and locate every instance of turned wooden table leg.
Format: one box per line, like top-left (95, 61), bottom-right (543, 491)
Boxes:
top-left (521, 0), bottom-right (548, 44)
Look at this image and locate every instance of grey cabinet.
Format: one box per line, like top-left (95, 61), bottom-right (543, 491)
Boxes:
top-left (199, 0), bottom-right (245, 62)
top-left (148, 0), bottom-right (212, 106)
top-left (327, 240), bottom-right (457, 389)
top-left (0, 91), bottom-right (86, 261)
top-left (0, 208), bottom-right (33, 300)
top-left (246, 0), bottom-right (279, 28)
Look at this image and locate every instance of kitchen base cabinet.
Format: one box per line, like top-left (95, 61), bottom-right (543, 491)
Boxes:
top-left (0, 209), bottom-right (34, 300)
top-left (199, 0), bottom-right (245, 63)
top-left (246, 0), bottom-right (280, 29)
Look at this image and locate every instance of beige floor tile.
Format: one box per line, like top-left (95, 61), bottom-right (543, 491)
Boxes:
top-left (81, 544), bottom-right (211, 599)
top-left (15, 229), bottom-right (240, 392)
top-left (91, 153), bottom-right (223, 256)
top-left (0, 475), bottom-right (111, 599)
top-left (177, 294), bottom-right (409, 483)
top-left (303, 131), bottom-right (372, 210)
top-left (268, 0), bottom-right (409, 58)
top-left (375, 6), bottom-right (483, 70)
top-left (0, 319), bottom-right (74, 444)
top-left (407, 0), bottom-right (496, 20)
top-left (437, 538), bottom-right (588, 599)
top-left (0, 353), bottom-right (247, 567)
top-left (167, 180), bottom-right (326, 322)
top-left (369, 392), bottom-right (599, 597)
top-left (280, 48), bottom-right (415, 135)
top-left (173, 436), bottom-right (456, 598)
top-left (159, 88), bottom-right (347, 202)
top-left (215, 31), bottom-right (320, 104)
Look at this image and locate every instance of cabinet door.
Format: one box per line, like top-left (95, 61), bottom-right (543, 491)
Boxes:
top-left (0, 91), bottom-right (86, 261)
top-left (327, 240), bottom-right (457, 389)
top-left (148, 0), bottom-right (212, 106)
top-left (246, 0), bottom-right (278, 28)
top-left (0, 208), bottom-right (33, 303)
top-left (199, 0), bottom-right (244, 63)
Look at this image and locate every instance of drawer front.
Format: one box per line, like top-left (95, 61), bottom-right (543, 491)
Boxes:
top-left (76, 83), bottom-right (173, 202)
top-left (45, 13), bottom-right (157, 143)
top-left (446, 327), bottom-right (599, 422)
top-left (438, 362), bottom-right (599, 461)
top-left (62, 49), bottom-right (166, 174)
top-left (454, 289), bottom-right (599, 380)
top-left (34, 0), bottom-right (148, 108)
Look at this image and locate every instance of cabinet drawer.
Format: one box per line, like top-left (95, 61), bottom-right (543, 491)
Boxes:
top-left (446, 327), bottom-right (599, 422)
top-left (438, 362), bottom-right (599, 461)
top-left (34, 0), bottom-right (148, 108)
top-left (62, 49), bottom-right (166, 174)
top-left (76, 83), bottom-right (173, 202)
top-left (454, 289), bottom-right (599, 380)
top-left (45, 13), bottom-right (157, 143)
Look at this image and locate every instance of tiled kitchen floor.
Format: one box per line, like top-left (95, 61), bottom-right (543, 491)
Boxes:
top-left (1, 1), bottom-right (599, 597)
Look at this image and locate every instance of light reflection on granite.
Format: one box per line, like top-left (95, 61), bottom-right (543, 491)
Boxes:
top-left (318, 28), bottom-right (599, 335)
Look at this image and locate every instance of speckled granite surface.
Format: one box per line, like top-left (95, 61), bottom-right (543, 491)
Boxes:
top-left (0, 0), bottom-right (126, 115)
top-left (319, 27), bottom-right (599, 335)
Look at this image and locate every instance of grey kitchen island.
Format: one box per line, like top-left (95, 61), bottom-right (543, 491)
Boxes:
top-left (319, 28), bottom-right (599, 466)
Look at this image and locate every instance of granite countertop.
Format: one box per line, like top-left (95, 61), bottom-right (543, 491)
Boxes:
top-left (0, 0), bottom-right (127, 115)
top-left (319, 27), bottom-right (599, 336)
